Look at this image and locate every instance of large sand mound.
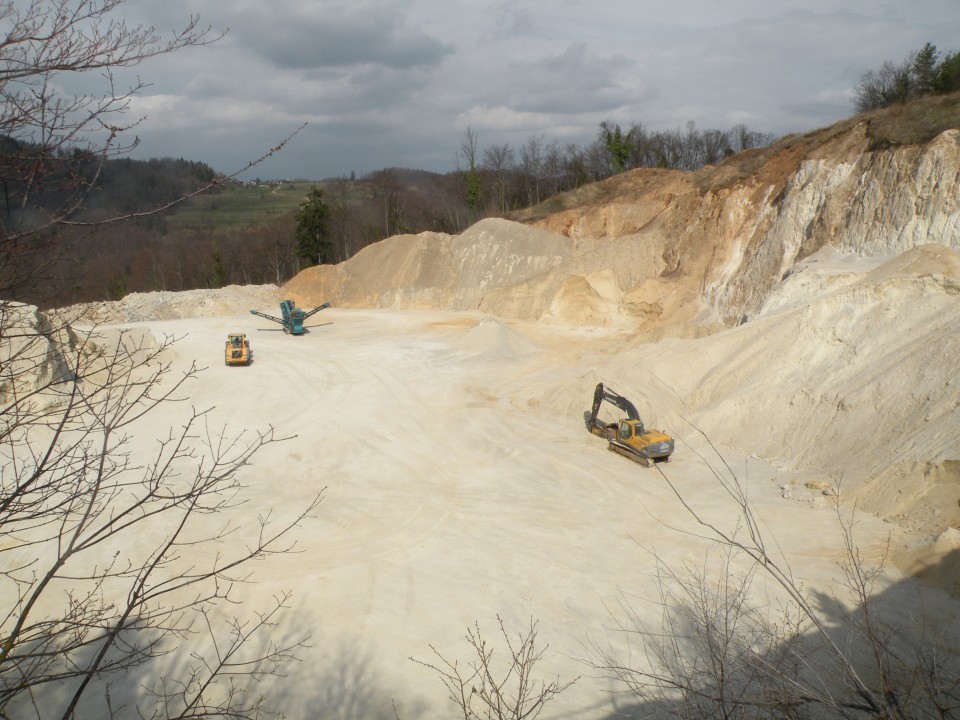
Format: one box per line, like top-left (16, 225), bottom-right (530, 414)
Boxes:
top-left (283, 217), bottom-right (675, 330)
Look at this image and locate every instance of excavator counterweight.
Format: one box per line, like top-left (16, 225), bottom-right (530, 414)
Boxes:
top-left (587, 382), bottom-right (674, 467)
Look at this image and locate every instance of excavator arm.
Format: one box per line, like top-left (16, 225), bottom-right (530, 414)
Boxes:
top-left (590, 382), bottom-right (642, 427)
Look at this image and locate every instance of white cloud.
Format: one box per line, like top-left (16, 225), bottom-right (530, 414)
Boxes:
top-left (100, 0), bottom-right (960, 179)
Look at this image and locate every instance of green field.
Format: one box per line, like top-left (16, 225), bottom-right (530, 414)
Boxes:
top-left (165, 182), bottom-right (315, 228)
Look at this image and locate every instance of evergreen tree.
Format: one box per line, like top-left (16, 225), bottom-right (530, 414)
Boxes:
top-left (934, 51), bottom-right (960, 93)
top-left (295, 186), bottom-right (333, 265)
top-left (912, 42), bottom-right (940, 95)
top-left (211, 244), bottom-right (227, 287)
top-left (600, 121), bottom-right (631, 173)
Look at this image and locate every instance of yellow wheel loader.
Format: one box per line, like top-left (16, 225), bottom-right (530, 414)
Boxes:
top-left (225, 333), bottom-right (251, 366)
top-left (587, 383), bottom-right (674, 466)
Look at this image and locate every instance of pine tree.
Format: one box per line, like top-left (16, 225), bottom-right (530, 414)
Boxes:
top-left (295, 186), bottom-right (333, 265)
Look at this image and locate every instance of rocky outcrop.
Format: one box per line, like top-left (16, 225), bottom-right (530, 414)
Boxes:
top-left (706, 127), bottom-right (960, 324)
top-left (0, 303), bottom-right (79, 404)
top-left (527, 122), bottom-right (960, 330)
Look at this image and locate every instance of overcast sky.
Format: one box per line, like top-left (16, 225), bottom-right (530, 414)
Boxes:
top-left (103, 0), bottom-right (960, 180)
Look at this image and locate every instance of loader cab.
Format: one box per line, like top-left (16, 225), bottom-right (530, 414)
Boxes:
top-left (225, 333), bottom-right (250, 366)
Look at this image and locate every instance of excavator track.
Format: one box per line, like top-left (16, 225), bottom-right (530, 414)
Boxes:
top-left (608, 442), bottom-right (653, 467)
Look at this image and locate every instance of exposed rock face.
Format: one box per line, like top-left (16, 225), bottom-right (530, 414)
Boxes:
top-left (0, 303), bottom-right (78, 404)
top-left (527, 123), bottom-right (960, 330)
top-left (286, 117), bottom-right (960, 341)
top-left (705, 127), bottom-right (960, 325)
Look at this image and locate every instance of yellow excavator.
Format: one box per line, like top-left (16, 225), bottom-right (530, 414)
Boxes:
top-left (587, 382), bottom-right (674, 466)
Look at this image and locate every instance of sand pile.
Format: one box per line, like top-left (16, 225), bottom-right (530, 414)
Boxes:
top-left (55, 284), bottom-right (280, 324)
top-left (282, 217), bottom-right (671, 330)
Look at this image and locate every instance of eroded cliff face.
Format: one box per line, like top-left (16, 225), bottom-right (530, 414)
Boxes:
top-left (706, 127), bottom-right (960, 325)
top-left (527, 122), bottom-right (960, 331)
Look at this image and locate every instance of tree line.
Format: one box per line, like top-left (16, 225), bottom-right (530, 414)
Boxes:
top-left (294, 120), bottom-right (777, 267)
top-left (854, 41), bottom-right (960, 111)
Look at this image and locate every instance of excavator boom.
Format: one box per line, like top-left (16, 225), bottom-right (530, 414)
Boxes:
top-left (590, 382), bottom-right (641, 430)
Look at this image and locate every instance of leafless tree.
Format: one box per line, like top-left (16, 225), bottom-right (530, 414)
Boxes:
top-left (854, 59), bottom-right (914, 112)
top-left (729, 124), bottom-right (776, 155)
top-left (369, 168), bottom-right (409, 238)
top-left (0, 2), bottom-right (319, 717)
top-left (541, 142), bottom-right (566, 197)
top-left (325, 177), bottom-right (356, 263)
top-left (700, 129), bottom-right (733, 166)
top-left (591, 423), bottom-right (960, 718)
top-left (457, 127), bottom-right (482, 224)
top-left (262, 214), bottom-right (300, 283)
top-left (412, 615), bottom-right (578, 720)
top-left (481, 142), bottom-right (515, 215)
top-left (0, 0), bottom-right (302, 300)
top-left (592, 546), bottom-right (811, 719)
top-left (0, 303), bottom-right (322, 718)
top-left (519, 135), bottom-right (544, 207)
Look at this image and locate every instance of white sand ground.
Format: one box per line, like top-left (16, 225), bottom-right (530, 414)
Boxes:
top-left (86, 290), bottom-right (958, 719)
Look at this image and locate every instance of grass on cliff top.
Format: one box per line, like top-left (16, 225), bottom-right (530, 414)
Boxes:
top-left (865, 91), bottom-right (960, 148)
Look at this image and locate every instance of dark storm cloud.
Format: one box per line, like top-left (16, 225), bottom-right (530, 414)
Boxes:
top-left (227, 3), bottom-right (453, 70)
top-left (502, 43), bottom-right (640, 115)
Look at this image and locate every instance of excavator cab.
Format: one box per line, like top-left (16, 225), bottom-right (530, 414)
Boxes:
top-left (618, 419), bottom-right (645, 440)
